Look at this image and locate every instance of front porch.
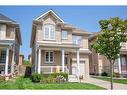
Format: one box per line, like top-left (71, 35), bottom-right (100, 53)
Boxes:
top-left (115, 54), bottom-right (127, 76)
top-left (34, 43), bottom-right (90, 80)
top-left (0, 42), bottom-right (16, 76)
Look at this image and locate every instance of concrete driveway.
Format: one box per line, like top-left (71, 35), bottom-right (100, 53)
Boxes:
top-left (84, 78), bottom-right (127, 90)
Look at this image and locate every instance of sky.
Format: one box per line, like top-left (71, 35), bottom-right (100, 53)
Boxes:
top-left (0, 6), bottom-right (127, 59)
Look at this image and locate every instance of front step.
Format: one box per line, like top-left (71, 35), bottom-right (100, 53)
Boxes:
top-left (68, 75), bottom-right (79, 82)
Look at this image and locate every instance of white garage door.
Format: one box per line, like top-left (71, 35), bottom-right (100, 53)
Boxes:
top-left (80, 62), bottom-right (85, 77)
top-left (72, 61), bottom-right (85, 77)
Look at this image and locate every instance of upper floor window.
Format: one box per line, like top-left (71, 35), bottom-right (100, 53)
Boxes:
top-left (62, 31), bottom-right (68, 39)
top-left (0, 24), bottom-right (6, 40)
top-left (44, 24), bottom-right (55, 40)
top-left (72, 35), bottom-right (83, 47)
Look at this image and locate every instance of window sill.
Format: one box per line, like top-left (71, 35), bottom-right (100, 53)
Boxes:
top-left (61, 38), bottom-right (68, 40)
top-left (44, 62), bottom-right (54, 64)
top-left (43, 39), bottom-right (56, 41)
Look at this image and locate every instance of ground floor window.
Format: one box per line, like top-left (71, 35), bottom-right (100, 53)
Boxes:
top-left (0, 49), bottom-right (6, 64)
top-left (45, 51), bottom-right (54, 63)
top-left (0, 65), bottom-right (5, 74)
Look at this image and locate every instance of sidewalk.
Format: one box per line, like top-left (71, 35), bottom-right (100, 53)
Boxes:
top-left (84, 78), bottom-right (127, 90)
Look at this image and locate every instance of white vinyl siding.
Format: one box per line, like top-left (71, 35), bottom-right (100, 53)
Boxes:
top-left (45, 51), bottom-right (54, 63)
top-left (44, 24), bottom-right (55, 40)
top-left (0, 24), bottom-right (6, 40)
top-left (62, 31), bottom-right (68, 39)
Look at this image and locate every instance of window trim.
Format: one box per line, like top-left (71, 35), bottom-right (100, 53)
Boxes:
top-left (43, 24), bottom-right (56, 40)
top-left (61, 30), bottom-right (68, 40)
top-left (0, 49), bottom-right (6, 64)
top-left (44, 51), bottom-right (54, 63)
top-left (72, 35), bottom-right (83, 47)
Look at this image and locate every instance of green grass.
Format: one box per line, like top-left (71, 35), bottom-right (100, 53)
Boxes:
top-left (94, 76), bottom-right (127, 85)
top-left (0, 77), bottom-right (105, 90)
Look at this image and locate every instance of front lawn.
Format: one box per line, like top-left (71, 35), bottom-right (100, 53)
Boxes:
top-left (93, 76), bottom-right (127, 85)
top-left (0, 77), bottom-right (105, 90)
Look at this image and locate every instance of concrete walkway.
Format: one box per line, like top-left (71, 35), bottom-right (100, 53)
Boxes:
top-left (84, 78), bottom-right (127, 90)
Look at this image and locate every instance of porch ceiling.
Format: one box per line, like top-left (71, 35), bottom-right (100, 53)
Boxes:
top-left (38, 43), bottom-right (80, 49)
top-left (38, 43), bottom-right (91, 54)
top-left (0, 40), bottom-right (14, 48)
top-left (120, 50), bottom-right (127, 54)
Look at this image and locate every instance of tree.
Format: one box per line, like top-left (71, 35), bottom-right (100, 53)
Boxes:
top-left (91, 17), bottom-right (127, 90)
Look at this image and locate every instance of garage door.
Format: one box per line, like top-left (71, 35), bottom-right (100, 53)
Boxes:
top-left (80, 62), bottom-right (85, 77)
top-left (72, 61), bottom-right (85, 77)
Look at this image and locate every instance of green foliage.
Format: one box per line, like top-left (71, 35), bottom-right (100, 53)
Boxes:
top-left (31, 73), bottom-right (42, 83)
top-left (23, 60), bottom-right (30, 66)
top-left (15, 77), bottom-right (32, 89)
top-left (51, 72), bottom-right (68, 80)
top-left (40, 73), bottom-right (68, 84)
top-left (24, 66), bottom-right (31, 78)
top-left (91, 17), bottom-right (127, 63)
top-left (101, 72), bottom-right (108, 76)
top-left (0, 76), bottom-right (5, 82)
top-left (91, 17), bottom-right (127, 89)
top-left (41, 76), bottom-right (56, 84)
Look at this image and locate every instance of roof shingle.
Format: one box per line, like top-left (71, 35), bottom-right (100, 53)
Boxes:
top-left (0, 13), bottom-right (17, 24)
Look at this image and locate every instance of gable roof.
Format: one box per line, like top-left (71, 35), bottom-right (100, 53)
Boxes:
top-left (0, 13), bottom-right (22, 45)
top-left (0, 13), bottom-right (17, 24)
top-left (35, 10), bottom-right (64, 23)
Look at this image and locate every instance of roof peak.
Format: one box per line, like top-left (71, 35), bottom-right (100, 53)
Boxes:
top-left (0, 13), bottom-right (17, 24)
top-left (35, 9), bottom-right (64, 23)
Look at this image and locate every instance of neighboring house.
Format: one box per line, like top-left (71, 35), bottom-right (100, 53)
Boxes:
top-left (89, 32), bottom-right (127, 77)
top-left (30, 10), bottom-right (91, 80)
top-left (18, 53), bottom-right (24, 66)
top-left (0, 13), bottom-right (22, 75)
top-left (18, 53), bottom-right (25, 75)
top-left (28, 54), bottom-right (32, 64)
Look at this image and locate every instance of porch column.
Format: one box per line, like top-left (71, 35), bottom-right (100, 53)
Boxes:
top-left (11, 51), bottom-right (15, 74)
top-left (76, 49), bottom-right (80, 79)
top-left (118, 54), bottom-right (121, 74)
top-left (62, 49), bottom-right (65, 72)
top-left (38, 48), bottom-right (41, 74)
top-left (5, 48), bottom-right (9, 75)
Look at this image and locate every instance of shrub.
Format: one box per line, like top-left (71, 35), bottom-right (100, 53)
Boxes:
top-left (55, 75), bottom-right (66, 83)
top-left (31, 73), bottom-right (42, 82)
top-left (15, 76), bottom-right (32, 89)
top-left (24, 66), bottom-right (31, 78)
top-left (0, 76), bottom-right (5, 82)
top-left (40, 76), bottom-right (56, 84)
top-left (51, 72), bottom-right (68, 80)
top-left (101, 72), bottom-right (108, 76)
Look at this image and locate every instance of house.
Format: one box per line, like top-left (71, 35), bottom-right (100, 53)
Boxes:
top-left (28, 54), bottom-right (32, 64)
top-left (18, 53), bottom-right (24, 66)
top-left (0, 13), bottom-right (22, 76)
top-left (30, 10), bottom-right (91, 81)
top-left (18, 53), bottom-right (25, 75)
top-left (89, 32), bottom-right (127, 77)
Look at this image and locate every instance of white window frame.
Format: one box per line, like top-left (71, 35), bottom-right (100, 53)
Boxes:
top-left (44, 24), bottom-right (55, 40)
top-left (44, 51), bottom-right (54, 63)
top-left (0, 24), bottom-right (6, 40)
top-left (62, 30), bottom-right (68, 40)
top-left (72, 35), bottom-right (83, 47)
top-left (0, 49), bottom-right (6, 64)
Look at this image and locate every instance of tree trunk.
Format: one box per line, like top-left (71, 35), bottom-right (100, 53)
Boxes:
top-left (110, 63), bottom-right (114, 90)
